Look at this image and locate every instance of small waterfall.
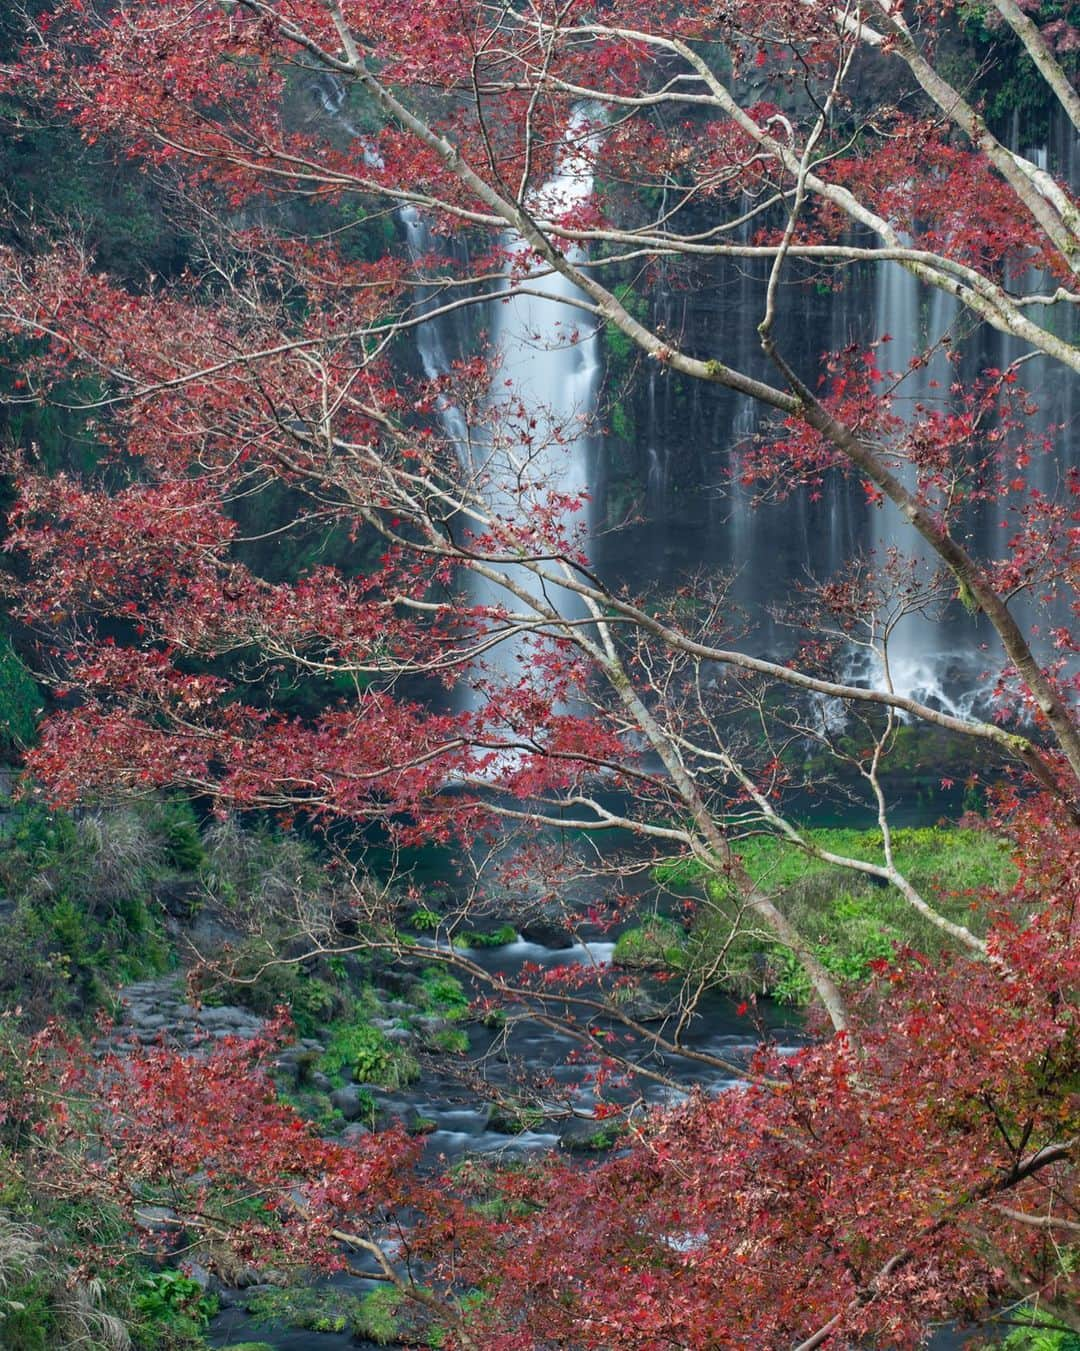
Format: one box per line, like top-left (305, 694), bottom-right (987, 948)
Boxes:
top-left (398, 204), bottom-right (471, 452)
top-left (865, 247), bottom-right (965, 708)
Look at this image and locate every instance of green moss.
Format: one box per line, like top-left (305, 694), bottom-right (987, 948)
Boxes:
top-left (658, 825), bottom-right (1017, 1003)
top-left (429, 1027), bottom-right (469, 1055)
top-left (245, 1284), bottom-right (420, 1346)
top-left (414, 967), bottom-right (470, 1020)
top-left (357, 1287), bottom-right (407, 1345)
top-left (612, 918), bottom-right (688, 971)
top-left (451, 925), bottom-right (517, 949)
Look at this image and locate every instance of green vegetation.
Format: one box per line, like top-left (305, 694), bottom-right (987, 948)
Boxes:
top-left (452, 925), bottom-right (517, 949)
top-left (1000, 1311), bottom-right (1080, 1351)
top-left (414, 966), bottom-right (471, 1020)
top-left (428, 1027), bottom-right (470, 1054)
top-left (320, 1001), bottom-right (419, 1089)
top-left (0, 639), bottom-right (40, 754)
top-left (612, 917), bottom-right (689, 971)
top-left (651, 825), bottom-right (1016, 1002)
top-left (246, 1284), bottom-right (428, 1345)
top-left (196, 936), bottom-right (339, 1038)
top-left (0, 800), bottom-right (180, 1025)
top-left (133, 1269), bottom-right (218, 1347)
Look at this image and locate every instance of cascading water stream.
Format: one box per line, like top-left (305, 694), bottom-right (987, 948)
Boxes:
top-left (456, 113), bottom-right (602, 716)
top-left (854, 247), bottom-right (978, 715)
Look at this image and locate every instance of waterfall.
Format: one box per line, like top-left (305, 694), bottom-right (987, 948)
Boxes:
top-left (313, 75), bottom-right (602, 730)
top-left (459, 112), bottom-right (602, 713)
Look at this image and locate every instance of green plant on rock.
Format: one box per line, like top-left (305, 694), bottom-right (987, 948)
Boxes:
top-left (429, 1027), bottom-right (470, 1055)
top-left (133, 1267), bottom-right (217, 1348)
top-left (358, 1287), bottom-right (406, 1345)
top-left (612, 917), bottom-right (688, 971)
top-left (415, 966), bottom-right (470, 1020)
top-left (321, 1017), bottom-right (418, 1089)
top-left (451, 925), bottom-right (517, 949)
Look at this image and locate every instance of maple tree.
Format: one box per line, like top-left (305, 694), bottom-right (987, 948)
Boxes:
top-left (0, 0), bottom-right (1078, 1344)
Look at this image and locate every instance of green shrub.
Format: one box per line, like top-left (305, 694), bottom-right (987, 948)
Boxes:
top-left (321, 1017), bottom-right (417, 1089)
top-left (0, 1277), bottom-right (55, 1351)
top-left (414, 967), bottom-right (469, 1020)
top-left (158, 800), bottom-right (206, 872)
top-left (133, 1267), bottom-right (217, 1347)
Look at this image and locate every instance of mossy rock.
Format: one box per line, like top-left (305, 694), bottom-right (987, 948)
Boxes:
top-left (559, 1118), bottom-right (626, 1152)
top-left (488, 1102), bottom-right (545, 1135)
top-left (451, 925), bottom-right (517, 949)
top-left (612, 918), bottom-right (688, 971)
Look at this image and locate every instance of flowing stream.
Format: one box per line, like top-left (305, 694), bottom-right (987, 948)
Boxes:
top-left (208, 931), bottom-right (801, 1351)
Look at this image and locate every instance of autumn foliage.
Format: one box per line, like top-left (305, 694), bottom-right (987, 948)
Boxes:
top-left (1, 0), bottom-right (1079, 1344)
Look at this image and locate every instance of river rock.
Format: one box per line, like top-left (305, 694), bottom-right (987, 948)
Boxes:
top-left (134, 1203), bottom-right (180, 1233)
top-left (518, 913), bottom-right (575, 948)
top-left (559, 1117), bottom-right (622, 1152)
top-left (613, 989), bottom-right (666, 1022)
top-left (330, 1084), bottom-right (366, 1120)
